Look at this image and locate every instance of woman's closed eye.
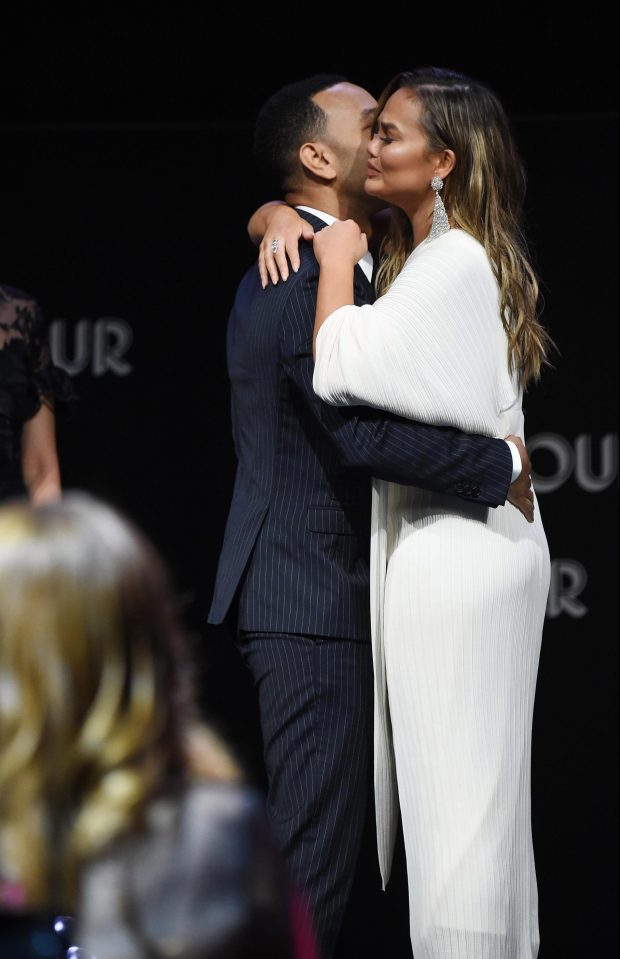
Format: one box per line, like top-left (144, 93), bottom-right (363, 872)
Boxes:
top-left (371, 121), bottom-right (394, 145)
top-left (371, 126), bottom-right (392, 145)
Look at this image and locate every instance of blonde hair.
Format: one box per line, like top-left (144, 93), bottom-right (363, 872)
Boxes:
top-left (0, 492), bottom-right (239, 912)
top-left (374, 68), bottom-right (553, 388)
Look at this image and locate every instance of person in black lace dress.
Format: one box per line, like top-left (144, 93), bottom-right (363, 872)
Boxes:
top-left (0, 284), bottom-right (74, 503)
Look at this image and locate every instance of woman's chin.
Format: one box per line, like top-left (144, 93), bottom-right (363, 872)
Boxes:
top-left (364, 177), bottom-right (384, 197)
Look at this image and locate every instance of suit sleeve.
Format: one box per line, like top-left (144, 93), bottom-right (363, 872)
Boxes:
top-left (226, 310), bottom-right (240, 459)
top-left (280, 269), bottom-right (512, 508)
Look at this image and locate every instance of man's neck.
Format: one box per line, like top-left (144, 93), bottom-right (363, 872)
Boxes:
top-left (285, 188), bottom-right (373, 238)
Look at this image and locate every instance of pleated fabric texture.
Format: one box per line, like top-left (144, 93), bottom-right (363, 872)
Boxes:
top-left (314, 229), bottom-right (550, 958)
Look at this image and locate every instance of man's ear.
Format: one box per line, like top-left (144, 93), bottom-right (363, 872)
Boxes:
top-left (299, 141), bottom-right (338, 182)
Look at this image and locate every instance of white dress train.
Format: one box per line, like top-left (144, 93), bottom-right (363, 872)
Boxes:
top-left (313, 229), bottom-right (550, 958)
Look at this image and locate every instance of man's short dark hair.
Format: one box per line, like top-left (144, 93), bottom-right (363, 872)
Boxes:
top-left (253, 74), bottom-right (347, 190)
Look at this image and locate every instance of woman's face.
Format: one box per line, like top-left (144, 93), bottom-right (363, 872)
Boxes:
top-left (365, 88), bottom-right (440, 216)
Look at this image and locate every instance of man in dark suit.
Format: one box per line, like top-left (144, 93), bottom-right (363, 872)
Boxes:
top-left (209, 75), bottom-right (532, 959)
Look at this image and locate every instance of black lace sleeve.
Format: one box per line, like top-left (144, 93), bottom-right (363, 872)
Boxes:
top-left (0, 284), bottom-right (76, 426)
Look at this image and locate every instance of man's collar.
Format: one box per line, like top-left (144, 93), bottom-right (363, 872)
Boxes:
top-left (295, 206), bottom-right (373, 283)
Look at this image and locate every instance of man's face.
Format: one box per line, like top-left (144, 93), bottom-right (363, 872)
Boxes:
top-left (312, 83), bottom-right (379, 205)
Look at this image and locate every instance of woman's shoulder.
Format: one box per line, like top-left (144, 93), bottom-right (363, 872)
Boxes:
top-left (407, 229), bottom-right (493, 285)
top-left (0, 284), bottom-right (40, 309)
top-left (82, 781), bottom-right (269, 891)
top-left (133, 780), bottom-right (268, 858)
top-left (78, 779), bottom-right (293, 959)
top-left (177, 779), bottom-right (266, 826)
top-left (415, 227), bottom-right (487, 260)
top-left (1, 283), bottom-right (36, 302)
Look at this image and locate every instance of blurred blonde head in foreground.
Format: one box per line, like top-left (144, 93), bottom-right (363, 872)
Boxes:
top-left (0, 491), bottom-right (240, 914)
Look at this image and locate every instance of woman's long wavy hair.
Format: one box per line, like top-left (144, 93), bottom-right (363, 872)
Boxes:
top-left (0, 492), bottom-right (239, 912)
top-left (375, 67), bottom-right (552, 388)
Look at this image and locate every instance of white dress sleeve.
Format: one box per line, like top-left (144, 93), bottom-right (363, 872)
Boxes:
top-left (313, 230), bottom-right (518, 438)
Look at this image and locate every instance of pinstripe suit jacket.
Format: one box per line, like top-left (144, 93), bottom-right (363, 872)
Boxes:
top-left (208, 211), bottom-right (512, 639)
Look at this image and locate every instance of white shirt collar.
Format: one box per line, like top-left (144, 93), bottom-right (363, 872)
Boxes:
top-left (295, 205), bottom-right (374, 283)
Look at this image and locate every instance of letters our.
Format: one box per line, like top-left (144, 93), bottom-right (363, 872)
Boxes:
top-left (50, 318), bottom-right (133, 377)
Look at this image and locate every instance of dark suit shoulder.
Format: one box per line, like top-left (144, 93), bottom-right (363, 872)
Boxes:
top-left (283, 240), bottom-right (319, 293)
top-left (275, 241), bottom-right (320, 353)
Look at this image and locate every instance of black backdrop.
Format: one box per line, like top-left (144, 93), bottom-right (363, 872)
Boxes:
top-left (1, 5), bottom-right (618, 957)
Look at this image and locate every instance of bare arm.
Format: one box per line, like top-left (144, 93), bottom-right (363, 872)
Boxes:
top-left (247, 200), bottom-right (288, 245)
top-left (21, 403), bottom-right (62, 504)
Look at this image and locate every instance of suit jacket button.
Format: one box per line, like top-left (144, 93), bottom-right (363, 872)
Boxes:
top-left (456, 484), bottom-right (464, 494)
top-left (463, 485), bottom-right (472, 495)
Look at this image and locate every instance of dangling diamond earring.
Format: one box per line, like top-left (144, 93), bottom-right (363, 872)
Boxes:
top-left (428, 175), bottom-right (450, 241)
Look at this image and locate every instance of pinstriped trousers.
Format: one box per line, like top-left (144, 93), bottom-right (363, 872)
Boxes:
top-left (237, 632), bottom-right (373, 959)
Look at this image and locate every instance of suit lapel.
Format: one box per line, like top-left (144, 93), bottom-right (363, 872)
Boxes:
top-left (354, 263), bottom-right (375, 304)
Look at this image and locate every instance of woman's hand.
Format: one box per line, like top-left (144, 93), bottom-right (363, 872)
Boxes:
top-left (313, 220), bottom-right (367, 269)
top-left (257, 207), bottom-right (315, 288)
top-left (505, 435), bottom-right (535, 523)
top-left (313, 221), bottom-right (365, 356)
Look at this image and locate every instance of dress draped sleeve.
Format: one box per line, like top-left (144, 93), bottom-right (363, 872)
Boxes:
top-left (313, 230), bottom-right (519, 438)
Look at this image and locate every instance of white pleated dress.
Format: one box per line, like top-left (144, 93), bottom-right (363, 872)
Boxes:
top-left (313, 229), bottom-right (550, 959)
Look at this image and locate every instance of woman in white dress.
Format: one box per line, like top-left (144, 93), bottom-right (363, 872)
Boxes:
top-left (311, 67), bottom-right (552, 959)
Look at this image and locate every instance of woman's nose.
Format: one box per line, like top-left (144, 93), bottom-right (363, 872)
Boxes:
top-left (368, 135), bottom-right (379, 158)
